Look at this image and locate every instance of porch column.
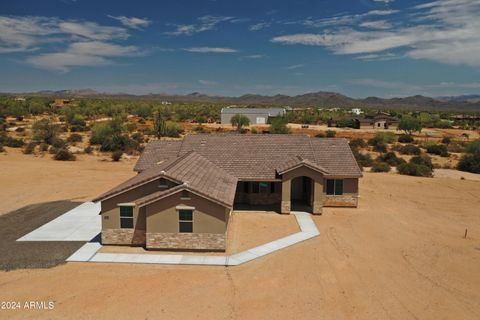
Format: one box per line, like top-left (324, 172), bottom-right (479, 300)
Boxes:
top-left (281, 179), bottom-right (291, 214)
top-left (312, 180), bottom-right (323, 215)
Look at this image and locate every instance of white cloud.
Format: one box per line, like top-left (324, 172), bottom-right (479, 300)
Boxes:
top-left (373, 0), bottom-right (395, 3)
top-left (184, 47), bottom-right (238, 53)
top-left (353, 52), bottom-right (399, 61)
top-left (166, 15), bottom-right (234, 36)
top-left (26, 41), bottom-right (142, 72)
top-left (58, 21), bottom-right (128, 40)
top-left (299, 8), bottom-right (398, 28)
top-left (0, 15), bottom-right (146, 72)
top-left (285, 64), bottom-right (304, 70)
top-left (249, 22), bottom-right (270, 31)
top-left (108, 15), bottom-right (152, 30)
top-left (359, 20), bottom-right (392, 29)
top-left (271, 0), bottom-right (480, 67)
top-left (242, 54), bottom-right (265, 59)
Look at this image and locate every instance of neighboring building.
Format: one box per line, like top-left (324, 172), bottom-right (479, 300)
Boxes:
top-left (221, 106), bottom-right (286, 125)
top-left (351, 108), bottom-right (363, 115)
top-left (355, 112), bottom-right (399, 129)
top-left (94, 134), bottom-right (362, 251)
top-left (14, 97), bottom-right (26, 102)
top-left (50, 99), bottom-right (73, 108)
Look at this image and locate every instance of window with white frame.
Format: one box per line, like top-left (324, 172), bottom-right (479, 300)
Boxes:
top-left (178, 209), bottom-right (193, 233)
top-left (119, 206), bottom-right (134, 228)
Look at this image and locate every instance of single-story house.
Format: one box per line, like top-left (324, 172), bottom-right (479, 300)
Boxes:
top-left (94, 134), bottom-right (362, 251)
top-left (220, 106), bottom-right (286, 125)
top-left (355, 112), bottom-right (399, 129)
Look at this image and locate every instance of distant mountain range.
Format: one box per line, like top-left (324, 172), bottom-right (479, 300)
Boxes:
top-left (4, 89), bottom-right (480, 112)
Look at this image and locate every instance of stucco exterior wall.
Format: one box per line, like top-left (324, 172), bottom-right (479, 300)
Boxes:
top-left (144, 191), bottom-right (230, 250)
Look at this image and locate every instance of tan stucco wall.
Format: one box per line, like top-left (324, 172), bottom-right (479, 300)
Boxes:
top-left (101, 178), bottom-right (179, 231)
top-left (145, 191), bottom-right (229, 235)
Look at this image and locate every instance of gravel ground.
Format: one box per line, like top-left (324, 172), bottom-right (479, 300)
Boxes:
top-left (0, 201), bottom-right (85, 271)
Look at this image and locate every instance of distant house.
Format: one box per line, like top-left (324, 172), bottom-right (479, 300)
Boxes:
top-left (50, 99), bottom-right (73, 108)
top-left (14, 97), bottom-right (26, 102)
top-left (93, 134), bottom-right (362, 251)
top-left (221, 106), bottom-right (286, 125)
top-left (161, 101), bottom-right (172, 105)
top-left (351, 108), bottom-right (363, 115)
top-left (355, 112), bottom-right (399, 130)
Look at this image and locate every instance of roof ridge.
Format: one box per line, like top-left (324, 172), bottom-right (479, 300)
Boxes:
top-left (308, 138), bottom-right (319, 164)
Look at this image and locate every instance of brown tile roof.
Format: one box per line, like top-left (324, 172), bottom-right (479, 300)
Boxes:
top-left (94, 151), bottom-right (238, 207)
top-left (276, 155), bottom-right (330, 175)
top-left (135, 134), bottom-right (362, 179)
top-left (134, 140), bottom-right (183, 172)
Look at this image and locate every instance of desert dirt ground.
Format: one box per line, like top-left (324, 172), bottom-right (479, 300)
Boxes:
top-left (0, 148), bottom-right (137, 215)
top-left (0, 153), bottom-right (480, 319)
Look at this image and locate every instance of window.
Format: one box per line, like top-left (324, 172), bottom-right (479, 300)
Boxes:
top-left (181, 190), bottom-right (190, 199)
top-left (243, 182), bottom-right (249, 193)
top-left (252, 182), bottom-right (270, 194)
top-left (178, 209), bottom-right (193, 233)
top-left (326, 179), bottom-right (343, 195)
top-left (120, 206), bottom-right (134, 228)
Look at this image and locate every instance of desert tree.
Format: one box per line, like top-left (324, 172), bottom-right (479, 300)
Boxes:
top-left (398, 115), bottom-right (422, 135)
top-left (230, 114), bottom-right (250, 132)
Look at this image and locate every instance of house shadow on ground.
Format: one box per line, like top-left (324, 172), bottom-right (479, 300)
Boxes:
top-left (0, 200), bottom-right (85, 271)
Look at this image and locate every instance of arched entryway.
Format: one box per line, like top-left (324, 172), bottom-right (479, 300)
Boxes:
top-left (290, 176), bottom-right (313, 212)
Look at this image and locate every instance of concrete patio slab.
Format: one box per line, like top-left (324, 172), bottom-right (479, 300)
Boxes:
top-left (66, 242), bottom-right (102, 262)
top-left (17, 202), bottom-right (101, 242)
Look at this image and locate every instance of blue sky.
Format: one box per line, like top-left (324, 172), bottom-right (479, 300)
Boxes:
top-left (1, 0), bottom-right (480, 98)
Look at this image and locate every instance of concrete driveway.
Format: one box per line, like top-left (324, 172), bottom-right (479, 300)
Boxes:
top-left (17, 202), bottom-right (101, 242)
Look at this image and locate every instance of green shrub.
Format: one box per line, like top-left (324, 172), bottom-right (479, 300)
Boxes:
top-left (165, 121), bottom-right (182, 137)
top-left (325, 130), bottom-right (336, 138)
top-left (32, 119), bottom-right (59, 144)
top-left (39, 142), bottom-right (49, 152)
top-left (67, 133), bottom-right (82, 143)
top-left (349, 138), bottom-right (367, 150)
top-left (457, 151), bottom-right (480, 174)
top-left (54, 148), bottom-right (76, 161)
top-left (378, 152), bottom-right (406, 166)
top-left (441, 136), bottom-right (452, 144)
top-left (373, 141), bottom-right (388, 152)
top-left (354, 151), bottom-right (374, 167)
top-left (270, 117), bottom-right (290, 134)
top-left (425, 144), bottom-right (449, 157)
top-left (250, 127), bottom-right (258, 134)
top-left (100, 134), bottom-right (140, 152)
top-left (399, 144), bottom-right (421, 155)
top-left (51, 138), bottom-right (67, 149)
top-left (84, 146), bottom-right (93, 154)
top-left (464, 140), bottom-right (480, 154)
top-left (90, 123), bottom-right (115, 145)
top-left (397, 163), bottom-right (432, 177)
top-left (23, 142), bottom-right (37, 154)
top-left (111, 150), bottom-right (123, 161)
top-left (194, 126), bottom-right (205, 133)
top-left (447, 142), bottom-right (464, 153)
top-left (131, 132), bottom-right (144, 143)
top-left (371, 162), bottom-right (391, 172)
top-left (398, 134), bottom-right (414, 143)
top-left (48, 146), bottom-right (58, 154)
top-left (410, 155), bottom-right (434, 170)
top-left (315, 132), bottom-right (325, 138)
top-left (4, 136), bottom-right (24, 148)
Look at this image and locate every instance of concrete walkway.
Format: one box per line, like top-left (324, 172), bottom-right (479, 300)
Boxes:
top-left (17, 202), bottom-right (101, 241)
top-left (67, 211), bottom-right (320, 266)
